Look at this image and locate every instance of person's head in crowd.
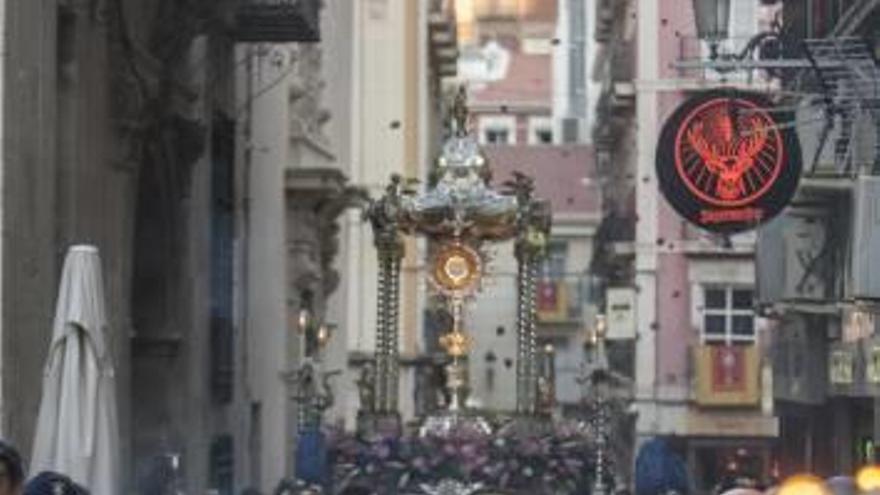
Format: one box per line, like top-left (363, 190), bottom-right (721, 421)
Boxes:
top-left (339, 486), bottom-right (372, 495)
top-left (23, 472), bottom-right (89, 495)
top-left (0, 441), bottom-right (24, 495)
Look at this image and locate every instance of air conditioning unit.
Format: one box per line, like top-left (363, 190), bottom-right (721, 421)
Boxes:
top-left (757, 207), bottom-right (830, 305)
top-left (782, 211), bottom-right (828, 301)
top-left (850, 176), bottom-right (880, 299)
top-left (756, 216), bottom-right (786, 305)
top-left (561, 117), bottom-right (580, 144)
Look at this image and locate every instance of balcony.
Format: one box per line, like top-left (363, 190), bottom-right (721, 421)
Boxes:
top-left (771, 314), bottom-right (827, 404)
top-left (610, 40), bottom-right (635, 83)
top-left (536, 275), bottom-right (598, 328)
top-left (234, 0), bottom-right (320, 43)
top-left (474, 0), bottom-right (518, 21)
top-left (429, 0), bottom-right (458, 78)
top-left (693, 345), bottom-right (761, 407)
top-left (827, 336), bottom-right (880, 397)
top-left (593, 0), bottom-right (616, 43)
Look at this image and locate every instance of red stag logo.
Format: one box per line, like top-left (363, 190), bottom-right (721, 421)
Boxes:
top-left (674, 97), bottom-right (783, 208)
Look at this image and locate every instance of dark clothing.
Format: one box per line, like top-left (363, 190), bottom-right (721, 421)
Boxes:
top-left (0, 440), bottom-right (24, 488)
top-left (24, 472), bottom-right (90, 495)
top-left (634, 438), bottom-right (689, 495)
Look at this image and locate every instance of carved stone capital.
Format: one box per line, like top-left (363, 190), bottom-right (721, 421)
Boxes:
top-left (286, 168), bottom-right (366, 299)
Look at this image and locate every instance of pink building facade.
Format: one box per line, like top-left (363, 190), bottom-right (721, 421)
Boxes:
top-left (592, 0), bottom-right (779, 491)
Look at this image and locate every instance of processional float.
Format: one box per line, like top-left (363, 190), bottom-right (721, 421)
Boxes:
top-left (320, 88), bottom-right (618, 495)
top-left (359, 87), bottom-right (552, 434)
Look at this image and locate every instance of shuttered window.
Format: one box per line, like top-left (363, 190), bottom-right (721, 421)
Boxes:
top-left (211, 114), bottom-right (235, 404)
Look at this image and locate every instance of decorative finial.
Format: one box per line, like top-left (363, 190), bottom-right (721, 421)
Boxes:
top-left (451, 85), bottom-right (469, 137)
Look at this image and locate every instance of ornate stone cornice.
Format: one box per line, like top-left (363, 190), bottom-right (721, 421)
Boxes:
top-left (285, 167), bottom-right (367, 296)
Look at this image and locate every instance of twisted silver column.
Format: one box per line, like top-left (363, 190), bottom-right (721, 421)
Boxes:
top-left (525, 258), bottom-right (538, 413)
top-left (386, 247), bottom-right (402, 412)
top-left (593, 390), bottom-right (608, 495)
top-left (515, 251), bottom-right (529, 414)
top-left (374, 246), bottom-right (390, 412)
top-left (515, 249), bottom-right (539, 414)
top-left (373, 234), bottom-right (403, 415)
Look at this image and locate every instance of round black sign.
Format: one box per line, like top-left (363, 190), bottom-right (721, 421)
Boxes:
top-left (656, 90), bottom-right (801, 233)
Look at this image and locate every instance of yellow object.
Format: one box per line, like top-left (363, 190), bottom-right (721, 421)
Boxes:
top-left (778, 474), bottom-right (828, 495)
top-left (431, 243), bottom-right (482, 295)
top-left (536, 281), bottom-right (569, 322)
top-left (439, 330), bottom-right (472, 358)
top-left (857, 465), bottom-right (880, 492)
top-left (694, 345), bottom-right (760, 406)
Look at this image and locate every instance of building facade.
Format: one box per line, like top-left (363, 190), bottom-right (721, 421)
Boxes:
top-left (0, 0), bottom-right (323, 493)
top-left (755, 0), bottom-right (880, 478)
top-left (451, 0), bottom-right (603, 415)
top-left (316, 0), bottom-right (459, 430)
top-left (591, 0), bottom-right (780, 491)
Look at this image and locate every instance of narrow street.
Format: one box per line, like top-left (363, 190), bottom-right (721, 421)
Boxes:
top-left (0, 1), bottom-right (877, 494)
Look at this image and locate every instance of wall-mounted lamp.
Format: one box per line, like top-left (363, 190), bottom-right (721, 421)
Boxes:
top-left (692, 0), bottom-right (731, 59)
top-left (295, 291), bottom-right (335, 358)
top-left (595, 314), bottom-right (607, 340)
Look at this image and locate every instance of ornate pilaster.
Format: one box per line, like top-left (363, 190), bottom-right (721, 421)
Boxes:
top-left (288, 44), bottom-right (333, 153)
top-left (286, 168), bottom-right (365, 308)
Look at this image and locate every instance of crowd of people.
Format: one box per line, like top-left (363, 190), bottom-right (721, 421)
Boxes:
top-left (0, 438), bottom-right (380, 495)
top-left (0, 441), bottom-right (89, 495)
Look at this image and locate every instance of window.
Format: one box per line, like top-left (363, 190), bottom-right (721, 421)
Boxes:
top-left (536, 129), bottom-right (553, 144)
top-left (543, 241), bottom-right (568, 279)
top-left (528, 116), bottom-right (554, 145)
top-left (479, 116), bottom-right (516, 145)
top-left (702, 286), bottom-right (755, 343)
top-left (211, 114), bottom-right (235, 404)
top-left (209, 435), bottom-right (234, 495)
top-left (485, 128), bottom-right (510, 144)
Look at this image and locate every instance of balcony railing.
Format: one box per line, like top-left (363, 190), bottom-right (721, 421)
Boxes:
top-left (594, 0), bottom-right (616, 43)
top-left (234, 0), bottom-right (320, 43)
top-left (536, 275), bottom-right (599, 326)
top-left (429, 0), bottom-right (458, 78)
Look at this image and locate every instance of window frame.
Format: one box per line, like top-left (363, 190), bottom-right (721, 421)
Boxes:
top-left (478, 115), bottom-right (516, 145)
top-left (700, 285), bottom-right (756, 345)
top-left (485, 128), bottom-right (511, 144)
top-left (528, 116), bottom-right (554, 145)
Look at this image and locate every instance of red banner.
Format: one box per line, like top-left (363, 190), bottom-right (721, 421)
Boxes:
top-left (537, 281), bottom-right (558, 312)
top-left (711, 346), bottom-right (746, 393)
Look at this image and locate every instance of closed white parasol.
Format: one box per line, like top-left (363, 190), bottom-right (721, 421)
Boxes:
top-left (30, 245), bottom-right (118, 494)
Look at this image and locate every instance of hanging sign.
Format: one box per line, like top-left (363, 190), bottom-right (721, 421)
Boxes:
top-left (656, 90), bottom-right (801, 233)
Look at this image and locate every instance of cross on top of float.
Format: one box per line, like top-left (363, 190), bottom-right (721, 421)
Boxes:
top-left (388, 86), bottom-right (549, 242)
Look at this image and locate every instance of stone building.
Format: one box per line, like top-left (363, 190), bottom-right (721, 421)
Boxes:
top-left (0, 0), bottom-right (318, 493)
top-left (322, 0), bottom-right (459, 430)
top-left (240, 13), bottom-right (358, 490)
top-left (449, 0), bottom-right (603, 415)
top-left (591, 0), bottom-right (779, 490)
top-left (755, 0), bottom-right (880, 477)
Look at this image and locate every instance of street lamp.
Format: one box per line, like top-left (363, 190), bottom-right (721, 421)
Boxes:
top-left (692, 0), bottom-right (731, 59)
top-left (295, 291), bottom-right (335, 359)
top-left (595, 314), bottom-right (607, 340)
